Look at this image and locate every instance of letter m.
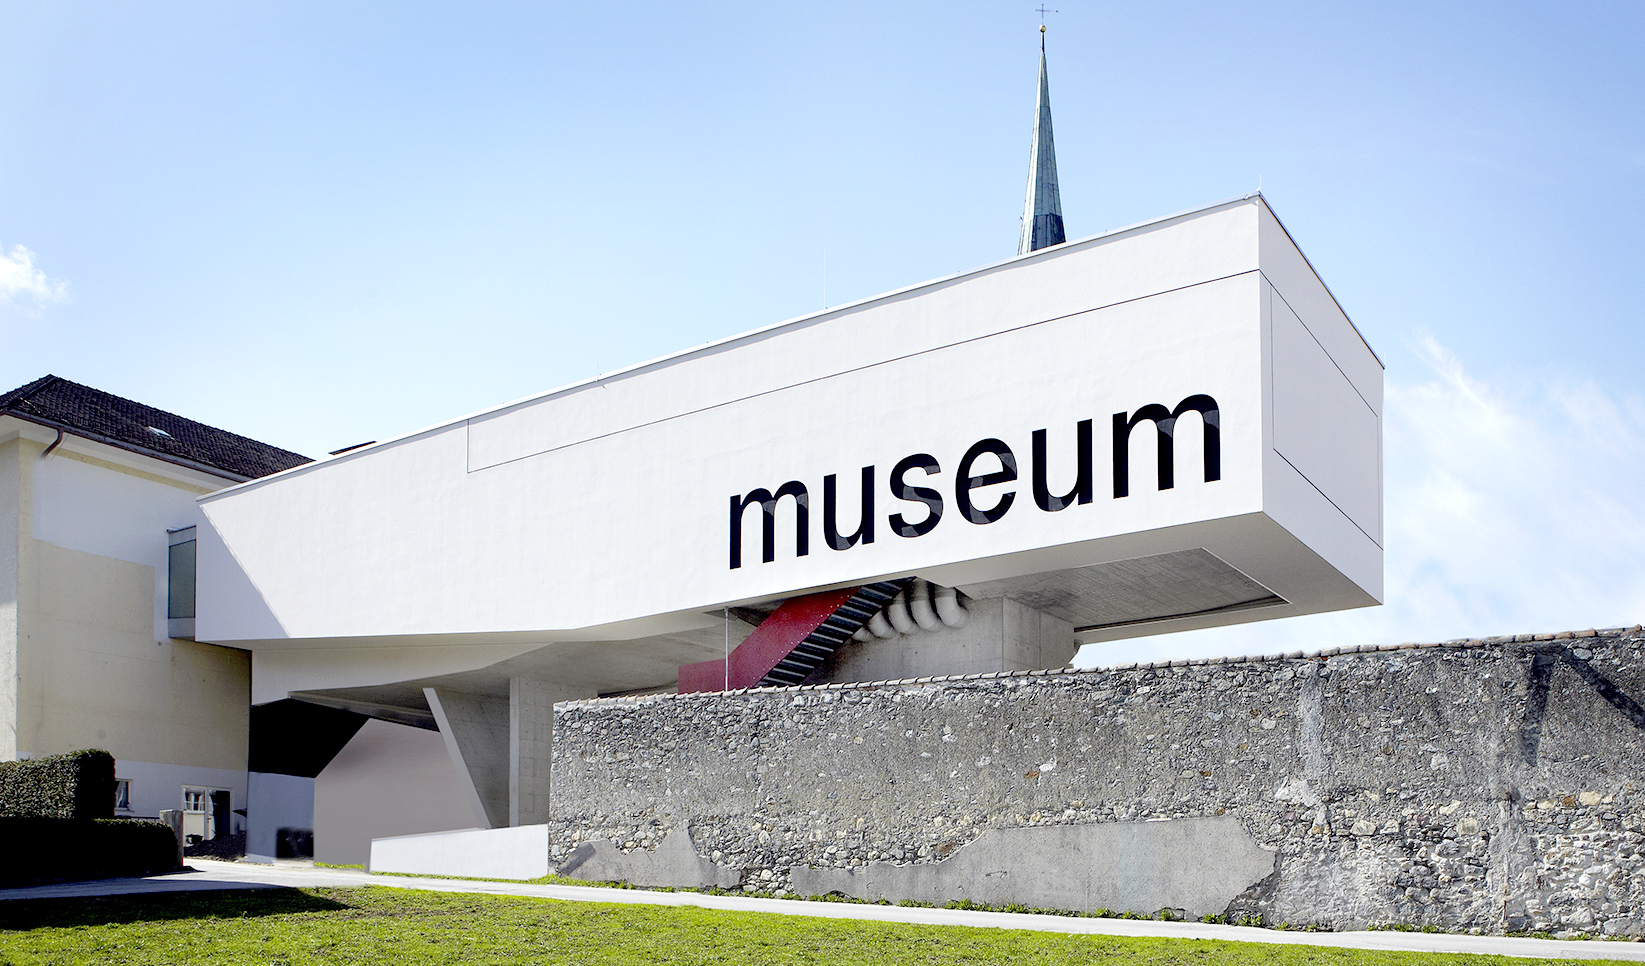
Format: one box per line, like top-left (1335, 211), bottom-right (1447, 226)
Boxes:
top-left (729, 482), bottom-right (810, 569)
top-left (1112, 394), bottom-right (1221, 498)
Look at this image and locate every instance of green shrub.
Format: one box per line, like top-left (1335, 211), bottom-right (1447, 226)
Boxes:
top-left (0, 750), bottom-right (115, 820)
top-left (0, 817), bottom-right (178, 887)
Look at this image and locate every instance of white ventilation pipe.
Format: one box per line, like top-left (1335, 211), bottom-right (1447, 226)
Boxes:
top-left (886, 590), bottom-right (916, 634)
top-left (855, 609), bottom-right (897, 641)
top-left (909, 578), bottom-right (943, 632)
top-left (849, 581), bottom-right (968, 643)
top-left (934, 584), bottom-right (969, 629)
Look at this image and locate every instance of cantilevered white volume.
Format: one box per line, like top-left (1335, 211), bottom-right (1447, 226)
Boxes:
top-left (196, 193), bottom-right (1383, 702)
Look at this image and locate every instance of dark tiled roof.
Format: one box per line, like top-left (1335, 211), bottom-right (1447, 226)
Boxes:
top-left (0, 375), bottom-right (311, 480)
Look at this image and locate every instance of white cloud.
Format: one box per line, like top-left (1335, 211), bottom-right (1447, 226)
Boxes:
top-left (0, 244), bottom-right (68, 305)
top-left (1079, 337), bottom-right (1645, 666)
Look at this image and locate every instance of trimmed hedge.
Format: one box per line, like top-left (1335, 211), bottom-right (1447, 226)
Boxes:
top-left (0, 817), bottom-right (179, 887)
top-left (0, 750), bottom-right (115, 820)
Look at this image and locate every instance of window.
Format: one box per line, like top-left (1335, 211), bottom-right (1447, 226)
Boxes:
top-left (167, 527), bottom-right (197, 639)
top-left (182, 788), bottom-right (206, 812)
top-left (113, 779), bottom-right (130, 811)
top-left (167, 528), bottom-right (196, 620)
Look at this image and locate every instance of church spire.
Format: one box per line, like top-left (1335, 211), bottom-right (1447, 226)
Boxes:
top-left (1018, 26), bottom-right (1066, 255)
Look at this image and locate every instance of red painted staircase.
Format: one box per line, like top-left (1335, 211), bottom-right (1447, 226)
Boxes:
top-left (678, 580), bottom-right (908, 692)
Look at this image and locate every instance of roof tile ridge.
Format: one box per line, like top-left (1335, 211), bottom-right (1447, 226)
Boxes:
top-left (12, 375), bottom-right (312, 471)
top-left (66, 376), bottom-right (311, 462)
top-left (0, 374), bottom-right (60, 412)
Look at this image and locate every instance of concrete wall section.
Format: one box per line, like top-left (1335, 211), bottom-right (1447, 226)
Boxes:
top-left (250, 643), bottom-right (543, 706)
top-left (551, 630), bottom-right (1645, 936)
top-left (425, 687), bottom-right (509, 828)
top-left (793, 818), bottom-right (1275, 916)
top-left (313, 718), bottom-right (478, 866)
top-left (246, 771), bottom-right (315, 862)
top-left (510, 677), bottom-right (569, 827)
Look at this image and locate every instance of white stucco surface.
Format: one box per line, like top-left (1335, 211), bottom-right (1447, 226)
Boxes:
top-left (195, 196), bottom-right (1383, 698)
top-left (370, 824), bottom-right (548, 879)
top-left (116, 760), bottom-right (246, 825)
top-left (245, 771), bottom-right (315, 862)
top-left (313, 719), bottom-right (477, 866)
top-left (30, 445), bottom-right (212, 642)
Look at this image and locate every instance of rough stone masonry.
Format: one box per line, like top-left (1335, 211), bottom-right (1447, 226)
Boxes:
top-left (551, 627), bottom-right (1645, 936)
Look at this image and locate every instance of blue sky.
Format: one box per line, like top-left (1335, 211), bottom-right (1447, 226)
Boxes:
top-left (3, 1), bottom-right (1641, 659)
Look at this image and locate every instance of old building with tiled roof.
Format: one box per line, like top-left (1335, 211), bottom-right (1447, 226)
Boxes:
top-left (1, 375), bottom-right (310, 850)
top-left (0, 375), bottom-right (309, 481)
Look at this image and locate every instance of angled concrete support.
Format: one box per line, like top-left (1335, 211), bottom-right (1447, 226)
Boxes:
top-left (424, 687), bottom-right (509, 829)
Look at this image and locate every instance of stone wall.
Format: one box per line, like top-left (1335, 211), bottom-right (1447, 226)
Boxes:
top-left (551, 627), bottom-right (1645, 936)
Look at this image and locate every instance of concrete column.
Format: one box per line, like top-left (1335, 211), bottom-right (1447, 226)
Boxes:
top-left (424, 687), bottom-right (509, 829)
top-left (1003, 597), bottom-right (1076, 670)
top-left (509, 678), bottom-right (581, 827)
top-left (509, 677), bottom-right (550, 826)
top-left (157, 808), bottom-right (185, 869)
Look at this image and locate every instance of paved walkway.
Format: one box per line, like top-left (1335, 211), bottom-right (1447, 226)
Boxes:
top-left (4, 859), bottom-right (1643, 961)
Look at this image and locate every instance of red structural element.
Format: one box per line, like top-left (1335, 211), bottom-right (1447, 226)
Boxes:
top-left (678, 587), bottom-right (861, 693)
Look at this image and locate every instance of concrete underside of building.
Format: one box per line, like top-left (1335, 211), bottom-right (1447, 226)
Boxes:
top-left (480, 627), bottom-right (1645, 936)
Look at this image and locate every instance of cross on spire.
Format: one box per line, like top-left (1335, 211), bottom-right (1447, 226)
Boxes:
top-left (1035, 6), bottom-right (1057, 48)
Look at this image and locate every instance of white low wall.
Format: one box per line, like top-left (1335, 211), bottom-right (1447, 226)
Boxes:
top-left (245, 771), bottom-right (315, 863)
top-left (314, 719), bottom-right (478, 865)
top-left (370, 824), bottom-right (550, 880)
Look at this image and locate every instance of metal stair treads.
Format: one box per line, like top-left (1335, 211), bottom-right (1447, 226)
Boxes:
top-left (677, 580), bottom-right (908, 693)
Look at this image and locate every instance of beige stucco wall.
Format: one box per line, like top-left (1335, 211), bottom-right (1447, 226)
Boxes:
top-left (0, 429), bottom-right (250, 772)
top-left (21, 541), bottom-right (249, 768)
top-left (0, 438), bottom-right (23, 760)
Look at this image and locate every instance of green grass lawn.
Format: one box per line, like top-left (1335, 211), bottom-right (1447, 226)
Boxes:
top-left (0, 887), bottom-right (1632, 966)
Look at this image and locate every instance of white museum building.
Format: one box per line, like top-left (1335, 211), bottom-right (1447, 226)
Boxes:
top-left (0, 45), bottom-right (1381, 867)
top-left (2, 191), bottom-right (1380, 865)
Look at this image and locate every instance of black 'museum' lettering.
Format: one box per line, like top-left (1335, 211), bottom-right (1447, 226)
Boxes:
top-left (1112, 394), bottom-right (1221, 499)
top-left (1032, 419), bottom-right (1092, 512)
top-left (725, 394), bottom-right (1224, 567)
top-left (728, 482), bottom-right (809, 570)
top-left (956, 438), bottom-right (1017, 525)
top-left (824, 467), bottom-right (875, 551)
top-left (888, 454), bottom-right (943, 538)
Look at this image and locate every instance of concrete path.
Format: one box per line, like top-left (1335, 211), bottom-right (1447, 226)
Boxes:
top-left (4, 858), bottom-right (1643, 962)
